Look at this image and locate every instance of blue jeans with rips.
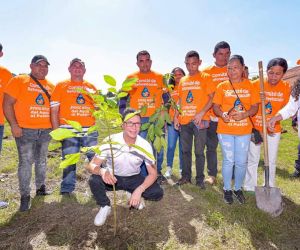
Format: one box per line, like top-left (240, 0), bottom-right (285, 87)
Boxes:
top-left (166, 123), bottom-right (182, 170)
top-left (60, 131), bottom-right (98, 193)
top-left (218, 133), bottom-right (251, 191)
top-left (15, 128), bottom-right (52, 196)
top-left (139, 117), bottom-right (164, 176)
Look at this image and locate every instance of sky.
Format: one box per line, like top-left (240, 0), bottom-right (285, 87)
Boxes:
top-left (0, 0), bottom-right (299, 90)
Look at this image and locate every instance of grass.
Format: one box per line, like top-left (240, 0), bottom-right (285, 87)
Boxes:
top-left (0, 120), bottom-right (300, 249)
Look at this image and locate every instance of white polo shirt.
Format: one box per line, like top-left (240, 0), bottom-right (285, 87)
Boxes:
top-left (97, 132), bottom-right (155, 176)
top-left (279, 95), bottom-right (300, 138)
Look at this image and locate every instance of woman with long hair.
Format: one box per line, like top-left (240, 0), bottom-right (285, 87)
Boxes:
top-left (245, 58), bottom-right (290, 191)
top-left (164, 67), bottom-right (185, 178)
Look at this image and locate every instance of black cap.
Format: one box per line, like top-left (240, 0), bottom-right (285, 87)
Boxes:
top-left (31, 55), bottom-right (50, 65)
top-left (69, 58), bottom-right (85, 67)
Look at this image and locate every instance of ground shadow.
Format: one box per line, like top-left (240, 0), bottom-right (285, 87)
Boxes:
top-left (0, 183), bottom-right (205, 249)
top-left (1, 176), bottom-right (300, 249)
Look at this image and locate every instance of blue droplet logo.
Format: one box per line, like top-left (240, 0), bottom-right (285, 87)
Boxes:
top-left (35, 94), bottom-right (45, 105)
top-left (141, 87), bottom-right (150, 97)
top-left (234, 98), bottom-right (243, 111)
top-left (265, 101), bottom-right (272, 114)
top-left (76, 94), bottom-right (85, 104)
top-left (186, 90), bottom-right (193, 103)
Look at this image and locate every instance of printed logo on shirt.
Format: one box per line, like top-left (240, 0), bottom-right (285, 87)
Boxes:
top-left (35, 93), bottom-right (45, 105)
top-left (186, 90), bottom-right (194, 103)
top-left (76, 94), bottom-right (85, 104)
top-left (265, 101), bottom-right (272, 114)
top-left (141, 87), bottom-right (150, 97)
top-left (234, 98), bottom-right (244, 112)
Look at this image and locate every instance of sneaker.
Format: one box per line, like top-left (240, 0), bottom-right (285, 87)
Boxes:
top-left (223, 190), bottom-right (233, 204)
top-left (20, 195), bottom-right (31, 212)
top-left (179, 169), bottom-right (182, 178)
top-left (36, 184), bottom-right (52, 196)
top-left (196, 181), bottom-right (206, 190)
top-left (0, 201), bottom-right (8, 209)
top-left (176, 177), bottom-right (191, 186)
top-left (164, 167), bottom-right (172, 179)
top-left (204, 176), bottom-right (216, 185)
top-left (157, 174), bottom-right (167, 185)
top-left (94, 205), bottom-right (111, 226)
top-left (291, 170), bottom-right (300, 178)
top-left (233, 190), bottom-right (246, 204)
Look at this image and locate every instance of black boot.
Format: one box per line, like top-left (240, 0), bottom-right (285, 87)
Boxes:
top-left (36, 184), bottom-right (52, 196)
top-left (20, 196), bottom-right (30, 212)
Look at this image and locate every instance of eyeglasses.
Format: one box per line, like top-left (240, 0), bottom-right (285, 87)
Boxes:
top-left (124, 122), bottom-right (142, 127)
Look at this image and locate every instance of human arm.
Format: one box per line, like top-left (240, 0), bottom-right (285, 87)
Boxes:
top-left (230, 103), bottom-right (259, 121)
top-left (50, 105), bottom-right (60, 129)
top-left (85, 155), bottom-right (117, 185)
top-left (3, 93), bottom-right (22, 137)
top-left (268, 95), bottom-right (298, 131)
top-left (193, 92), bottom-right (214, 126)
top-left (173, 95), bottom-right (181, 130)
top-left (173, 110), bottom-right (180, 130)
top-left (129, 163), bottom-right (158, 207)
top-left (213, 103), bottom-right (230, 123)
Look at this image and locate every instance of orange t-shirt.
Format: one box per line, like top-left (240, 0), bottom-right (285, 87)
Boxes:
top-left (127, 71), bottom-right (163, 117)
top-left (213, 79), bottom-right (260, 135)
top-left (178, 72), bottom-right (215, 125)
top-left (0, 66), bottom-right (13, 124)
top-left (51, 80), bottom-right (97, 127)
top-left (168, 85), bottom-right (179, 121)
top-left (252, 79), bottom-right (290, 133)
top-left (203, 65), bottom-right (228, 120)
top-left (4, 74), bottom-right (54, 129)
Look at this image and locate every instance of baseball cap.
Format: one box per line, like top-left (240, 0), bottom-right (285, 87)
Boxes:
top-left (70, 58), bottom-right (85, 67)
top-left (31, 55), bottom-right (50, 65)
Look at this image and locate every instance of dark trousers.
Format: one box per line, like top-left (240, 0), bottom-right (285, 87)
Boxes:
top-left (180, 122), bottom-right (207, 184)
top-left (89, 174), bottom-right (163, 207)
top-left (295, 143), bottom-right (300, 172)
top-left (205, 121), bottom-right (218, 177)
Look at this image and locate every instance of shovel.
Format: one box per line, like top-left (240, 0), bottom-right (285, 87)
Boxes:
top-left (255, 61), bottom-right (283, 217)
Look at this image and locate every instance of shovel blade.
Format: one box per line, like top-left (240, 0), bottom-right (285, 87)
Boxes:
top-left (255, 186), bottom-right (283, 217)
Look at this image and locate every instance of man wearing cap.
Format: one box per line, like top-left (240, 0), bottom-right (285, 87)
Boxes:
top-left (86, 108), bottom-right (163, 226)
top-left (0, 42), bottom-right (13, 209)
top-left (3, 55), bottom-right (54, 211)
top-left (50, 58), bottom-right (98, 195)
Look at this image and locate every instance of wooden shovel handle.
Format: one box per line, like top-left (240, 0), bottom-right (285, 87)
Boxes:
top-left (258, 61), bottom-right (270, 187)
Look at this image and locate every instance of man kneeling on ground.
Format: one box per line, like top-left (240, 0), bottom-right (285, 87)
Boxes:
top-left (86, 108), bottom-right (163, 226)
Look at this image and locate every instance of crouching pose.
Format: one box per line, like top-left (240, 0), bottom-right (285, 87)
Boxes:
top-left (86, 108), bottom-right (163, 226)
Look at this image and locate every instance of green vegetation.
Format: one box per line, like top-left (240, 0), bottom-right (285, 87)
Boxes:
top-left (0, 117), bottom-right (300, 249)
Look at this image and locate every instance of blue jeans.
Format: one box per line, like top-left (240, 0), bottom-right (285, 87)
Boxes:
top-left (15, 128), bottom-right (52, 196)
top-left (167, 123), bottom-right (182, 170)
top-left (0, 125), bottom-right (4, 152)
top-left (139, 117), bottom-right (164, 176)
top-left (218, 133), bottom-right (251, 191)
top-left (60, 131), bottom-right (98, 193)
